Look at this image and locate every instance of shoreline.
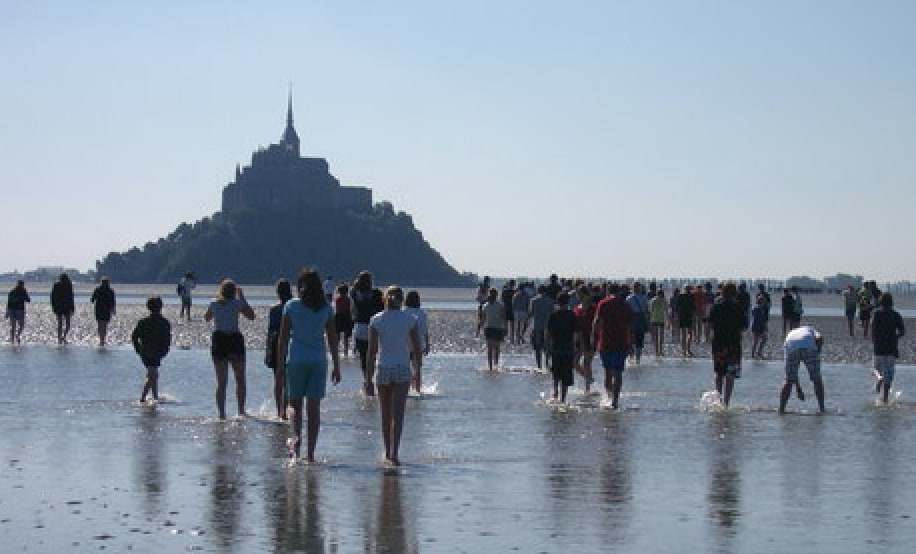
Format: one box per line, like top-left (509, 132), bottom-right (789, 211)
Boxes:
top-left (4, 303), bottom-right (913, 366)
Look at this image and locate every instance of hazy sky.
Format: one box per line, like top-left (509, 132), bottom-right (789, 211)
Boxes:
top-left (2, 1), bottom-right (914, 282)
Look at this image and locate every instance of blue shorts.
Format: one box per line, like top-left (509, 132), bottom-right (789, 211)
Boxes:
top-left (599, 351), bottom-right (628, 373)
top-left (785, 348), bottom-right (821, 384)
top-left (286, 361), bottom-right (327, 400)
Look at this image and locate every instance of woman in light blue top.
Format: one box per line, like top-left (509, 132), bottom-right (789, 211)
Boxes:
top-left (277, 269), bottom-right (341, 462)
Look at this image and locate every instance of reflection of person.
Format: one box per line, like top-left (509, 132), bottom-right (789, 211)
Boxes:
top-left (266, 279), bottom-right (293, 419)
top-left (708, 283), bottom-right (745, 407)
top-left (90, 277), bottom-right (116, 347)
top-left (131, 296), bottom-right (172, 403)
top-left (368, 286), bottom-right (422, 465)
top-left (50, 273), bottom-right (75, 344)
top-left (204, 279), bottom-right (256, 419)
top-left (177, 272), bottom-right (196, 321)
top-left (277, 269), bottom-right (341, 461)
top-left (6, 280), bottom-right (30, 344)
top-left (780, 325), bottom-right (826, 413)
top-left (870, 293), bottom-right (905, 404)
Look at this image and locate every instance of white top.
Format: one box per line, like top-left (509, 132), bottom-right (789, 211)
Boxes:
top-left (784, 325), bottom-right (821, 354)
top-left (208, 298), bottom-right (250, 333)
top-left (370, 309), bottom-right (417, 368)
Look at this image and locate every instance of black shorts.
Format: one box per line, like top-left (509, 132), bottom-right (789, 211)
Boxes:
top-left (140, 355), bottom-right (163, 368)
top-left (334, 312), bottom-right (354, 336)
top-left (211, 331), bottom-right (245, 363)
top-left (712, 343), bottom-right (742, 378)
top-left (484, 327), bottom-right (506, 342)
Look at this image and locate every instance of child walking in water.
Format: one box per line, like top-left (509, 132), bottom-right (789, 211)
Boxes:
top-left (131, 296), bottom-right (172, 403)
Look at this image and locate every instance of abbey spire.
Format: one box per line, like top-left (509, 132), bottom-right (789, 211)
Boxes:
top-left (280, 86), bottom-right (300, 156)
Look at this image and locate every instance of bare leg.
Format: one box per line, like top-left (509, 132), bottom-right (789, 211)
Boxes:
top-left (306, 397), bottom-right (321, 462)
top-left (214, 360), bottom-right (229, 419)
top-left (63, 314), bottom-right (71, 343)
top-left (98, 320), bottom-right (109, 347)
top-left (141, 366), bottom-right (159, 402)
top-left (289, 397), bottom-right (303, 457)
top-left (813, 378), bottom-right (826, 412)
top-left (386, 383), bottom-right (409, 464)
top-left (723, 375), bottom-right (735, 407)
top-left (378, 384), bottom-right (394, 461)
top-left (779, 382), bottom-right (793, 414)
top-left (230, 359), bottom-right (247, 416)
top-left (274, 367), bottom-right (287, 420)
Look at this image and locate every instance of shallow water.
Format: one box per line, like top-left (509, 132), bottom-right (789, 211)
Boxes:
top-left (1, 344), bottom-right (914, 552)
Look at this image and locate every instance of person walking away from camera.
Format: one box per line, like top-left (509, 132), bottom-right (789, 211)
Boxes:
top-left (90, 277), bottom-right (116, 347)
top-left (204, 279), bottom-right (256, 419)
top-left (858, 284), bottom-right (874, 339)
top-left (790, 286), bottom-right (804, 327)
top-left (780, 289), bottom-right (794, 335)
top-left (177, 272), bottom-right (196, 321)
top-left (708, 283), bottom-right (745, 407)
top-left (368, 286), bottom-right (422, 465)
top-left (475, 276), bottom-right (491, 337)
top-left (870, 293), bottom-right (905, 404)
top-left (50, 273), bottom-right (75, 344)
top-left (627, 283), bottom-right (649, 365)
top-left (750, 295), bottom-right (769, 359)
top-left (277, 269), bottom-right (341, 461)
top-left (323, 275), bottom-right (335, 303)
top-left (528, 285), bottom-right (554, 369)
top-left (334, 283), bottom-right (354, 358)
top-left (593, 284), bottom-right (632, 409)
top-left (351, 271), bottom-right (382, 396)
top-left (512, 285), bottom-right (531, 344)
top-left (648, 290), bottom-right (667, 358)
top-left (6, 280), bottom-right (30, 344)
top-left (501, 280), bottom-right (517, 343)
top-left (573, 285), bottom-right (596, 392)
top-left (677, 285), bottom-right (696, 357)
top-left (404, 290), bottom-right (430, 392)
top-left (842, 284), bottom-right (858, 337)
top-left (131, 296), bottom-right (172, 403)
top-left (479, 287), bottom-right (507, 370)
top-left (548, 291), bottom-right (577, 402)
top-left (266, 279), bottom-right (293, 420)
top-left (780, 325), bottom-right (826, 413)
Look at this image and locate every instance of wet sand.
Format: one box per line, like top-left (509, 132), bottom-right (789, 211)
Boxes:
top-left (7, 301), bottom-right (916, 365)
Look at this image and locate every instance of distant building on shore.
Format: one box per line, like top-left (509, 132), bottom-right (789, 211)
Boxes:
top-left (221, 93), bottom-right (372, 216)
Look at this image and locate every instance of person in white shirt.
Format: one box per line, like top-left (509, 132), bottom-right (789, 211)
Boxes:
top-left (780, 325), bottom-right (825, 414)
top-left (368, 286), bottom-right (422, 466)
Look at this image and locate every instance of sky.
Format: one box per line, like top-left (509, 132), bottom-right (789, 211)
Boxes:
top-left (2, 1), bottom-right (915, 282)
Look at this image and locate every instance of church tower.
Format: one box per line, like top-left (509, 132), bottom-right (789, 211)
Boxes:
top-left (280, 88), bottom-right (300, 156)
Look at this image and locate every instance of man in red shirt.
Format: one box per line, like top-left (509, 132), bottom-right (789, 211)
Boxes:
top-left (592, 284), bottom-right (632, 409)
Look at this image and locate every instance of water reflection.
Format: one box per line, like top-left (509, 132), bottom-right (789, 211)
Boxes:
top-left (207, 424), bottom-right (247, 552)
top-left (367, 474), bottom-right (418, 553)
top-left (134, 408), bottom-right (166, 517)
top-left (706, 414), bottom-right (743, 551)
top-left (598, 414), bottom-right (632, 543)
top-left (267, 468), bottom-right (327, 553)
top-left (866, 413), bottom-right (900, 546)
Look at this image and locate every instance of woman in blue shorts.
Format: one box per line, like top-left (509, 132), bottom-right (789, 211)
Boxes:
top-left (277, 269), bottom-right (341, 461)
